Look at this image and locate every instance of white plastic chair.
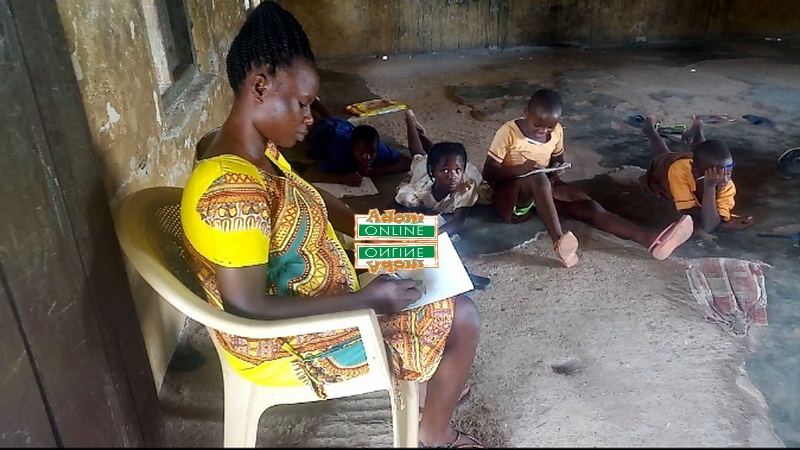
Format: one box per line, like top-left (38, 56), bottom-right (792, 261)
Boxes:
top-left (114, 186), bottom-right (418, 447)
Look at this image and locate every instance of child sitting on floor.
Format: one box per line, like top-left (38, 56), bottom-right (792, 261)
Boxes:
top-left (481, 88), bottom-right (694, 268)
top-left (395, 109), bottom-right (491, 237)
top-left (393, 109), bottom-right (492, 289)
top-left (302, 99), bottom-right (411, 186)
top-left (639, 115), bottom-right (754, 232)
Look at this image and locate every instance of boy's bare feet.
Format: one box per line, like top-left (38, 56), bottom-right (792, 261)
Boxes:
top-left (405, 108), bottom-right (427, 136)
top-left (643, 114), bottom-right (659, 133)
top-left (682, 117), bottom-right (705, 146)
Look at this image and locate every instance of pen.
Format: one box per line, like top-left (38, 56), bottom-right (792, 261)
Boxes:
top-left (696, 163), bottom-right (735, 181)
top-left (381, 272), bottom-right (425, 291)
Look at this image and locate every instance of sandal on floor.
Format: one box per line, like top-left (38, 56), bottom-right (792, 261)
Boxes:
top-left (419, 385), bottom-right (471, 421)
top-left (420, 430), bottom-right (486, 449)
top-left (648, 215), bottom-right (694, 260)
top-left (513, 200), bottom-right (536, 217)
top-left (693, 114), bottom-right (735, 124)
top-left (626, 114), bottom-right (647, 128)
top-left (657, 123), bottom-right (686, 134)
top-left (554, 231), bottom-right (579, 268)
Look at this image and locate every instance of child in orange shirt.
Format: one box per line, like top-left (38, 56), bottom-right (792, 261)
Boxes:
top-left (639, 115), bottom-right (754, 232)
top-left (482, 89), bottom-right (694, 268)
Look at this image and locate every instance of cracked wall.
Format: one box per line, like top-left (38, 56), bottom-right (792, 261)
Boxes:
top-left (56, 0), bottom-right (246, 391)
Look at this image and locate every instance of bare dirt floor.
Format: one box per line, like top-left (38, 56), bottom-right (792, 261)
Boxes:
top-left (161, 37), bottom-right (800, 447)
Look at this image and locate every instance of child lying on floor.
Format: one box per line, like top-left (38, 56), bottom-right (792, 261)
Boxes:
top-left (302, 99), bottom-right (411, 186)
top-left (394, 109), bottom-right (492, 289)
top-left (395, 109), bottom-right (492, 237)
top-left (481, 88), bottom-right (694, 268)
top-left (639, 115), bottom-right (754, 232)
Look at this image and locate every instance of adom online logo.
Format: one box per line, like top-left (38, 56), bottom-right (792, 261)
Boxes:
top-left (353, 209), bottom-right (440, 274)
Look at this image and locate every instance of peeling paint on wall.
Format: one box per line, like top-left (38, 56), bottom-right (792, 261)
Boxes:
top-left (99, 102), bottom-right (121, 133)
top-left (52, 0), bottom-right (251, 391)
top-left (70, 52), bottom-right (83, 81)
top-left (152, 91), bottom-right (162, 128)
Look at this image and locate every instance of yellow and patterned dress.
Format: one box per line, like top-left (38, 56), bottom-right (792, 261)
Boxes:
top-left (180, 142), bottom-right (454, 398)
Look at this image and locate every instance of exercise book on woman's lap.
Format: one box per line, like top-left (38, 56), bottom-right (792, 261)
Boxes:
top-left (358, 232), bottom-right (474, 312)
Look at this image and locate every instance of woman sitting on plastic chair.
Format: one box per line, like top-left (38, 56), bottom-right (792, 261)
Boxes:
top-left (179, 2), bottom-right (484, 448)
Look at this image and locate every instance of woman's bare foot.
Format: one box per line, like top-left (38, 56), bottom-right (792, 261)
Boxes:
top-left (406, 108), bottom-right (427, 136)
top-left (682, 117), bottom-right (705, 147)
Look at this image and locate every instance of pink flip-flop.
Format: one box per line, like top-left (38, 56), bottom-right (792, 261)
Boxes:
top-left (649, 215), bottom-right (694, 260)
top-left (555, 231), bottom-right (579, 268)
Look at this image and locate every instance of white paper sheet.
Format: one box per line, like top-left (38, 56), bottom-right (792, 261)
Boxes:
top-left (313, 177), bottom-right (379, 198)
top-left (513, 162), bottom-right (572, 179)
top-left (357, 232), bottom-right (474, 311)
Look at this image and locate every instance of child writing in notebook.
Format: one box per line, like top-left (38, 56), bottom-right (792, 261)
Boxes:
top-left (394, 109), bottom-right (493, 289)
top-left (482, 88), bottom-right (694, 268)
top-left (639, 115), bottom-right (754, 232)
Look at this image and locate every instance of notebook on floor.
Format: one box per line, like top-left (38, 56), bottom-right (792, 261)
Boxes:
top-left (345, 99), bottom-right (409, 118)
top-left (313, 176), bottom-right (379, 198)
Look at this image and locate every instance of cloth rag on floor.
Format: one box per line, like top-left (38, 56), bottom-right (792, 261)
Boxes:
top-left (684, 258), bottom-right (768, 337)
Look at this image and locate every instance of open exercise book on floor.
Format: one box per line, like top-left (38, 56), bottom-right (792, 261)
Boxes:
top-left (357, 232), bottom-right (474, 312)
top-left (312, 176), bottom-right (379, 198)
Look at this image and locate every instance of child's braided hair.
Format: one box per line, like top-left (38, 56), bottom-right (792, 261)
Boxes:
top-left (225, 1), bottom-right (315, 93)
top-left (426, 142), bottom-right (468, 180)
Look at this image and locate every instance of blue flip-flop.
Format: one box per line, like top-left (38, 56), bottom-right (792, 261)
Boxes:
top-left (743, 114), bottom-right (775, 126)
top-left (626, 114), bottom-right (646, 128)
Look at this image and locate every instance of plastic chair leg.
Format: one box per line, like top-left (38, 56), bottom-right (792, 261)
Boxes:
top-left (391, 380), bottom-right (419, 448)
top-left (222, 373), bottom-right (262, 447)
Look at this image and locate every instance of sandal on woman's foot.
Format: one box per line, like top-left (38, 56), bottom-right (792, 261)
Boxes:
top-left (419, 384), bottom-right (471, 421)
top-left (420, 430), bottom-right (486, 449)
top-left (648, 215), bottom-right (694, 260)
top-left (554, 231), bottom-right (579, 268)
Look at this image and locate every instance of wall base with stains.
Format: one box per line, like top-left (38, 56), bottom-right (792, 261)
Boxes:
top-left (282, 0), bottom-right (800, 59)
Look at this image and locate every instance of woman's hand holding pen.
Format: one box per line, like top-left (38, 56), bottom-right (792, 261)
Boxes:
top-left (359, 274), bottom-right (422, 314)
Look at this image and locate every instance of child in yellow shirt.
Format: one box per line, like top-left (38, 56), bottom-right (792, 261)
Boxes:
top-left (482, 89), bottom-right (694, 268)
top-left (639, 115), bottom-right (754, 232)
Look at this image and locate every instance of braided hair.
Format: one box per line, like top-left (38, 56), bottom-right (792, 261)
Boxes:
top-left (226, 1), bottom-right (315, 93)
top-left (426, 142), bottom-right (468, 180)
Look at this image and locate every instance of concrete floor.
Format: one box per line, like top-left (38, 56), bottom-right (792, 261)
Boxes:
top-left (161, 37), bottom-right (800, 447)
